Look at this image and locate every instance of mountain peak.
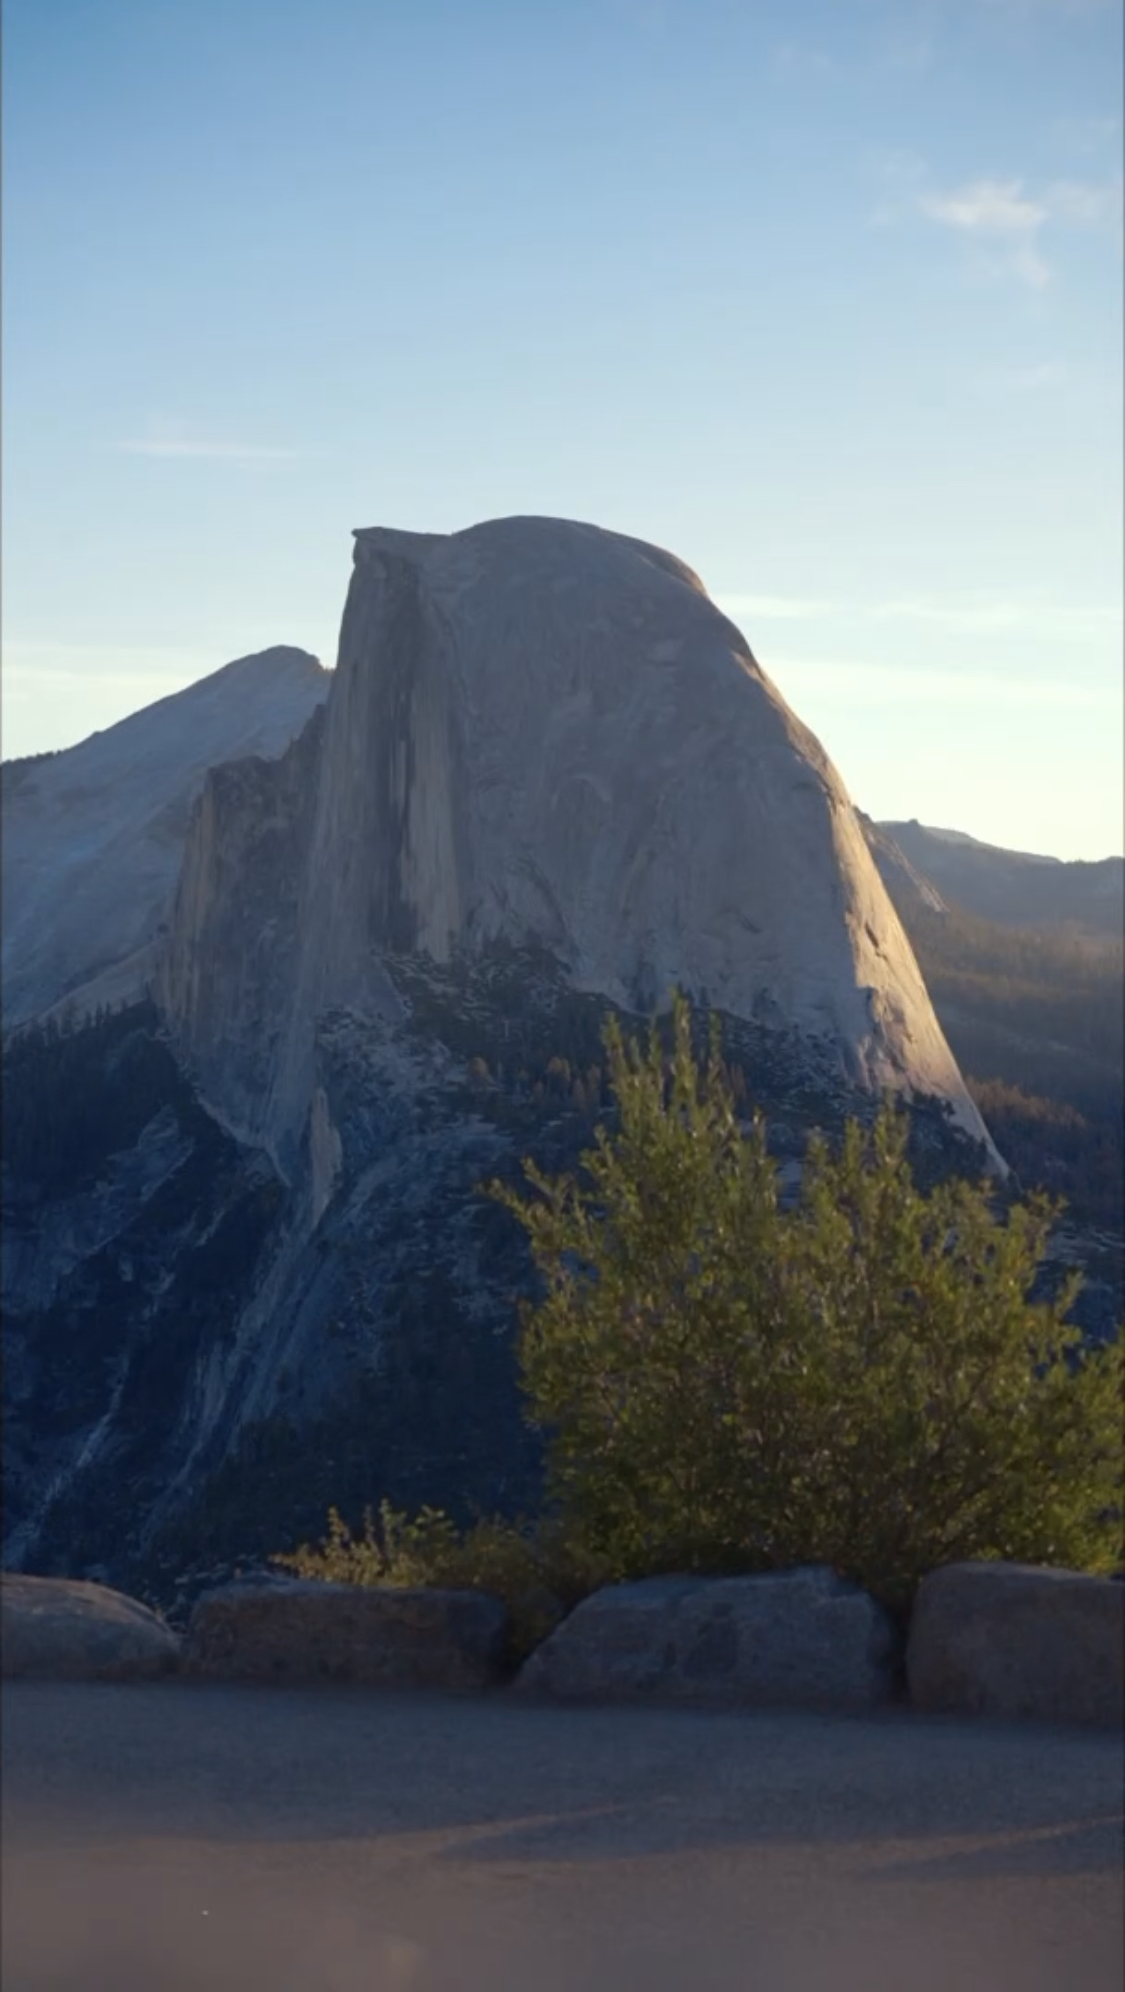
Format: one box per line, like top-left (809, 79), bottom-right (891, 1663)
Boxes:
top-left (155, 517), bottom-right (997, 1168)
top-left (2, 647), bottom-right (329, 1029)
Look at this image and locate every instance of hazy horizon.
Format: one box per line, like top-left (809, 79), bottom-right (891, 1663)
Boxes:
top-left (4, 0), bottom-right (1122, 860)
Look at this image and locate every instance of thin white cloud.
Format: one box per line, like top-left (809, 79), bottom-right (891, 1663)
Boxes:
top-left (919, 177), bottom-right (1050, 286)
top-left (4, 640), bottom-right (247, 676)
top-left (766, 656), bottom-right (1120, 713)
top-left (1, 656), bottom-right (207, 758)
top-left (916, 171), bottom-right (1122, 287)
top-left (717, 595), bottom-right (1122, 640)
top-left (870, 598), bottom-right (1118, 638)
top-left (921, 179), bottom-right (1046, 234)
top-left (118, 437), bottom-right (297, 461)
top-left (718, 593), bottom-right (839, 622)
top-left (975, 359), bottom-right (1069, 391)
top-left (3, 665), bottom-right (201, 700)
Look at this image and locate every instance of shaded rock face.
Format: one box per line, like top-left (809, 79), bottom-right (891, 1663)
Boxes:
top-left (0, 981), bottom-right (599, 1592)
top-left (516, 1568), bottom-right (899, 1711)
top-left (1, 1572), bottom-right (179, 1681)
top-left (159, 518), bottom-right (996, 1174)
top-left (183, 1575), bottom-right (509, 1690)
top-left (157, 702), bottom-right (328, 1158)
top-left (1, 646), bottom-right (329, 1031)
top-left (906, 1562), bottom-right (1125, 1727)
top-left (1, 1005), bottom-right (285, 1578)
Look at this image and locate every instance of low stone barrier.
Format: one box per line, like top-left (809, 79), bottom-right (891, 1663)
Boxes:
top-left (183, 1575), bottom-right (509, 1690)
top-left (1, 1573), bottom-right (180, 1681)
top-left (8, 1560), bottom-right (1121, 1727)
top-left (906, 1561), bottom-right (1125, 1727)
top-left (516, 1565), bottom-right (899, 1711)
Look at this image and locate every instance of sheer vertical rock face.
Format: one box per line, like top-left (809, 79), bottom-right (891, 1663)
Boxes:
top-left (159, 517), bottom-right (995, 1167)
top-left (159, 704), bottom-right (327, 1153)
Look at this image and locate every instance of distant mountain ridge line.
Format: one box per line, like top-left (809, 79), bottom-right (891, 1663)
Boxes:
top-left (866, 818), bottom-right (1123, 941)
top-left (885, 819), bottom-right (1124, 874)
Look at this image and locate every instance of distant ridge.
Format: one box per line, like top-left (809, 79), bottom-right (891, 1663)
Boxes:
top-left (878, 820), bottom-right (1124, 938)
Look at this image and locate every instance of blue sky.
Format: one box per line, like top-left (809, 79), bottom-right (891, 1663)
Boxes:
top-left (4, 0), bottom-right (1122, 857)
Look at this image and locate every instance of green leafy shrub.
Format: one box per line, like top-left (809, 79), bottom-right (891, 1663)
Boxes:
top-left (273, 1500), bottom-right (609, 1659)
top-left (281, 994), bottom-right (1122, 1639)
top-left (489, 995), bottom-right (1123, 1615)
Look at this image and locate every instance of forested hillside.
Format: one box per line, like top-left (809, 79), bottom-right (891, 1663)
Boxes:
top-left (893, 900), bottom-right (1122, 1233)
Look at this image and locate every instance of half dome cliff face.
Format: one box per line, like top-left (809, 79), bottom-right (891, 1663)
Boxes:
top-left (4, 519), bottom-right (1007, 1584)
top-left (159, 517), bottom-right (997, 1169)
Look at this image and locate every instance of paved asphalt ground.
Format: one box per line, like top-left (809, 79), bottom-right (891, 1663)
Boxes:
top-left (2, 1681), bottom-right (1122, 1991)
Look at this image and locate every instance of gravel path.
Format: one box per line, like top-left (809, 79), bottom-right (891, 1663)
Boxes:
top-left (3, 1680), bottom-right (1122, 1990)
